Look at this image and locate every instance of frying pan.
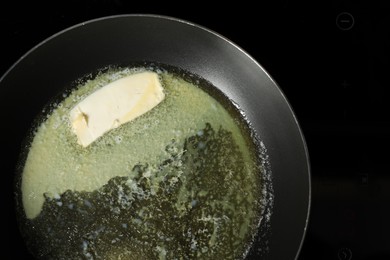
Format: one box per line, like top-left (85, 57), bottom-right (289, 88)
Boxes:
top-left (1, 15), bottom-right (310, 259)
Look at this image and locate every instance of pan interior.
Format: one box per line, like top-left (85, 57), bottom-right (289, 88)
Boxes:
top-left (16, 64), bottom-right (271, 259)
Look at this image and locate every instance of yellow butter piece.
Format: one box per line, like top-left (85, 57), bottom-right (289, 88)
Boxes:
top-left (69, 72), bottom-right (165, 147)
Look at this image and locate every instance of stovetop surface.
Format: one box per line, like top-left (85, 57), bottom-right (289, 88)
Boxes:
top-left (2, 1), bottom-right (389, 259)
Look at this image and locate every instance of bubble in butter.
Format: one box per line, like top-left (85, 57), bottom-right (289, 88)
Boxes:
top-left (17, 66), bottom-right (266, 260)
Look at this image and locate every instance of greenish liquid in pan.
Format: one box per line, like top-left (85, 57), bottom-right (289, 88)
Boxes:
top-left (18, 68), bottom-right (263, 259)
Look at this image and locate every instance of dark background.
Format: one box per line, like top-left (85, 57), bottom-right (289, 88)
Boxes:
top-left (2, 0), bottom-right (389, 259)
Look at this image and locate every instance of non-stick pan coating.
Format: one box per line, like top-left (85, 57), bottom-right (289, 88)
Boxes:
top-left (0, 15), bottom-right (310, 259)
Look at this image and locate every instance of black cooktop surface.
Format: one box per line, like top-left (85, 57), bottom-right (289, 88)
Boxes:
top-left (2, 1), bottom-right (389, 259)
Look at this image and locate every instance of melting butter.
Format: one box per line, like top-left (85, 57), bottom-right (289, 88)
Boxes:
top-left (70, 71), bottom-right (165, 147)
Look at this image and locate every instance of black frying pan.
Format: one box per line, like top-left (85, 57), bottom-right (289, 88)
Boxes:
top-left (1, 15), bottom-right (310, 259)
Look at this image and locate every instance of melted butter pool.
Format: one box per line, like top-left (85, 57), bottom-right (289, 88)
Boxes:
top-left (19, 67), bottom-right (263, 259)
